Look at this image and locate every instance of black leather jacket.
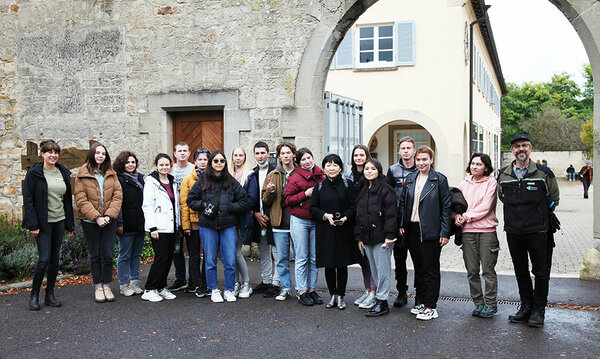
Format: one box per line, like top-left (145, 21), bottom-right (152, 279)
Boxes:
top-left (399, 169), bottom-right (451, 241)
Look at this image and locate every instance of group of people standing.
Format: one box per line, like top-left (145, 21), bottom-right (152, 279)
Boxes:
top-left (22, 133), bottom-right (560, 327)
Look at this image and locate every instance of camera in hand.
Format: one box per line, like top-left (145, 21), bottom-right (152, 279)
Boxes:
top-left (333, 212), bottom-right (343, 225)
top-left (203, 203), bottom-right (217, 219)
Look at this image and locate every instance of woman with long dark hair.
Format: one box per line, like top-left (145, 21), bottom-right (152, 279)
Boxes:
top-left (141, 153), bottom-right (180, 302)
top-left (310, 154), bottom-right (359, 310)
top-left (187, 150), bottom-right (247, 303)
top-left (113, 151), bottom-right (145, 297)
top-left (344, 144), bottom-right (377, 309)
top-left (23, 140), bottom-right (74, 310)
top-left (399, 146), bottom-right (451, 321)
top-left (354, 159), bottom-right (397, 317)
top-left (284, 147), bottom-right (325, 306)
top-left (455, 153), bottom-right (499, 318)
top-left (74, 142), bottom-right (122, 303)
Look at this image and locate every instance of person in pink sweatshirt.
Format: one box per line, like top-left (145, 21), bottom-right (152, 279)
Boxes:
top-left (454, 153), bottom-right (499, 319)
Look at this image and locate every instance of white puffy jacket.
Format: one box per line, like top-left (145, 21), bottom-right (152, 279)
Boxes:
top-left (143, 172), bottom-right (180, 233)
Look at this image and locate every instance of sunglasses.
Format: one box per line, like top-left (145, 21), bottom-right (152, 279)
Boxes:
top-left (212, 159), bottom-right (226, 164)
top-left (195, 149), bottom-right (210, 154)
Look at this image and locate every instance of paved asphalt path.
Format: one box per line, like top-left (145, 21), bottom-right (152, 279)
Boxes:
top-left (2, 262), bottom-right (599, 358)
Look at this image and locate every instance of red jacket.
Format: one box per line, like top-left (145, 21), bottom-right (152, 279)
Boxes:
top-left (284, 166), bottom-right (325, 220)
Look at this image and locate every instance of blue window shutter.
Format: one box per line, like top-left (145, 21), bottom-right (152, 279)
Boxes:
top-left (335, 27), bottom-right (354, 69)
top-left (395, 21), bottom-right (415, 66)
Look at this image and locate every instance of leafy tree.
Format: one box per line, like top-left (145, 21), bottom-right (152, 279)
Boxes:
top-left (581, 64), bottom-right (594, 116)
top-left (521, 104), bottom-right (584, 151)
top-left (580, 118), bottom-right (594, 157)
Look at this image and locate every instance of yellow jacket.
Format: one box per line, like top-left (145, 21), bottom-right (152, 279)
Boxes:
top-left (180, 170), bottom-right (199, 230)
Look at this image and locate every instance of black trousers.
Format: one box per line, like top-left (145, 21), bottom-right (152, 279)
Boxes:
top-left (324, 267), bottom-right (348, 296)
top-left (33, 220), bottom-right (65, 293)
top-left (506, 232), bottom-right (550, 307)
top-left (393, 245), bottom-right (408, 293)
top-left (582, 177), bottom-right (591, 198)
top-left (82, 220), bottom-right (116, 284)
top-left (185, 230), bottom-right (207, 289)
top-left (145, 233), bottom-right (176, 290)
top-left (407, 222), bottom-right (441, 309)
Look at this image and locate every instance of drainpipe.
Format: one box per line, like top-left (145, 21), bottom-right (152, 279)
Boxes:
top-left (469, 4), bottom-right (491, 155)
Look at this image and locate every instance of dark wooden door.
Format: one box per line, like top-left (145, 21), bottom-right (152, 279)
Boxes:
top-left (172, 110), bottom-right (224, 153)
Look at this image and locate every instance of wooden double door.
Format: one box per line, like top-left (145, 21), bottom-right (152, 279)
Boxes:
top-left (172, 110), bottom-right (224, 153)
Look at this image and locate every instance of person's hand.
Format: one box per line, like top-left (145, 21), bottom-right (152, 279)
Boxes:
top-left (305, 187), bottom-right (314, 198)
top-left (116, 226), bottom-right (123, 235)
top-left (384, 238), bottom-right (395, 247)
top-left (30, 229), bottom-right (40, 237)
top-left (96, 217), bottom-right (109, 227)
top-left (440, 237), bottom-right (449, 247)
top-left (323, 213), bottom-right (335, 226)
top-left (151, 230), bottom-right (159, 239)
top-left (337, 216), bottom-right (347, 226)
top-left (399, 227), bottom-right (405, 235)
top-left (184, 229), bottom-right (191, 235)
top-left (254, 212), bottom-right (269, 227)
top-left (455, 214), bottom-right (464, 227)
top-left (358, 241), bottom-right (365, 254)
top-left (267, 177), bottom-right (276, 193)
top-left (66, 231), bottom-right (74, 237)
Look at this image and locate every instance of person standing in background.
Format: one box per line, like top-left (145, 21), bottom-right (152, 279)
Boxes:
top-left (580, 160), bottom-right (593, 199)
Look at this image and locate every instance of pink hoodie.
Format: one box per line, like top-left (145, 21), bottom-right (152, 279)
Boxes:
top-left (457, 174), bottom-right (498, 233)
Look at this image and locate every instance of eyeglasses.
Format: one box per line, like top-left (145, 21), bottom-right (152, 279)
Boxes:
top-left (212, 159), bottom-right (226, 164)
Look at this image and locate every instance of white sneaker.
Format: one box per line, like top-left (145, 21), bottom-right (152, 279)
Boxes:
top-left (129, 280), bottom-right (144, 295)
top-left (234, 282), bottom-right (241, 296)
top-left (354, 290), bottom-right (370, 306)
top-left (275, 289), bottom-right (291, 301)
top-left (141, 289), bottom-right (163, 302)
top-left (224, 290), bottom-right (237, 302)
top-left (120, 283), bottom-right (134, 297)
top-left (158, 288), bottom-right (176, 300)
top-left (358, 292), bottom-right (376, 309)
top-left (238, 282), bottom-right (252, 299)
top-left (211, 289), bottom-right (224, 303)
top-left (416, 308), bottom-right (439, 321)
top-left (410, 304), bottom-right (426, 315)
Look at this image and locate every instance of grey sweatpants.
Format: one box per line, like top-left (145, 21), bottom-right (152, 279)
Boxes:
top-left (258, 236), bottom-right (280, 286)
top-left (461, 232), bottom-right (499, 308)
top-left (364, 242), bottom-right (392, 301)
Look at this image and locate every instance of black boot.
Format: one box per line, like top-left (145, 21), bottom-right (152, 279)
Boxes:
top-left (509, 301), bottom-right (532, 323)
top-left (528, 306), bottom-right (545, 328)
top-left (366, 299), bottom-right (390, 317)
top-left (394, 293), bottom-right (407, 307)
top-left (28, 290), bottom-right (40, 311)
top-left (44, 289), bottom-right (62, 307)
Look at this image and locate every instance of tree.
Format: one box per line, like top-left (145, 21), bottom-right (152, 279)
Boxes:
top-left (580, 118), bottom-right (594, 157)
top-left (581, 64), bottom-right (594, 117)
top-left (521, 104), bottom-right (584, 151)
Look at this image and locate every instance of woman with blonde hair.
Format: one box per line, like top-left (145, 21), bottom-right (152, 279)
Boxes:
top-left (229, 147), bottom-right (253, 298)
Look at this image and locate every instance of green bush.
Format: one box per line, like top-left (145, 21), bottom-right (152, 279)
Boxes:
top-left (59, 222), bottom-right (90, 275)
top-left (0, 215), bottom-right (34, 281)
top-left (141, 235), bottom-right (154, 261)
top-left (0, 244), bottom-right (37, 280)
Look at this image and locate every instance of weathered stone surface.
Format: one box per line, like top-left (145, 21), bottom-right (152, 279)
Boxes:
top-left (580, 248), bottom-right (600, 281)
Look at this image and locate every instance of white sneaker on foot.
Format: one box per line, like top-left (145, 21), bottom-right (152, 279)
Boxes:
top-left (238, 282), bottom-right (252, 298)
top-left (158, 288), bottom-right (176, 300)
top-left (358, 292), bottom-right (376, 309)
top-left (410, 304), bottom-right (426, 315)
top-left (211, 289), bottom-right (224, 303)
top-left (120, 283), bottom-right (134, 297)
top-left (234, 282), bottom-right (241, 296)
top-left (416, 308), bottom-right (439, 320)
top-left (354, 290), bottom-right (370, 306)
top-left (224, 290), bottom-right (237, 302)
top-left (141, 289), bottom-right (163, 302)
top-left (275, 289), bottom-right (291, 301)
top-left (129, 280), bottom-right (144, 295)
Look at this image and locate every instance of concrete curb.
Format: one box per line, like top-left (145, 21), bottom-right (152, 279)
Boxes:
top-left (0, 273), bottom-right (74, 292)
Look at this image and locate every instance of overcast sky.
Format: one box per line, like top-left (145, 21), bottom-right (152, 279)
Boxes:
top-left (486, 0), bottom-right (590, 87)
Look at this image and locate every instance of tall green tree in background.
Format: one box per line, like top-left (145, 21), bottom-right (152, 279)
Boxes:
top-left (501, 65), bottom-right (593, 150)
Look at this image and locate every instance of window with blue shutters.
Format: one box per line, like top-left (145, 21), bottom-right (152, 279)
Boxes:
top-left (330, 21), bottom-right (415, 70)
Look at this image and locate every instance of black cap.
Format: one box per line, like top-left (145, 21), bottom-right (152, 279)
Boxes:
top-left (510, 134), bottom-right (531, 145)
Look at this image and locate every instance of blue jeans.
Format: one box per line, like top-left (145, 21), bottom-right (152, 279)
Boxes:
top-left (273, 231), bottom-right (292, 291)
top-left (200, 226), bottom-right (237, 291)
top-left (117, 232), bottom-right (145, 284)
top-left (290, 216), bottom-right (318, 291)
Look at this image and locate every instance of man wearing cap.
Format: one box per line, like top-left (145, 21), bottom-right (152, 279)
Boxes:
top-left (579, 160), bottom-right (593, 199)
top-left (497, 134), bottom-right (559, 328)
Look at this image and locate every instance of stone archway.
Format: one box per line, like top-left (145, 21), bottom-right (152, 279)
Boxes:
top-left (293, 0), bottom-right (600, 255)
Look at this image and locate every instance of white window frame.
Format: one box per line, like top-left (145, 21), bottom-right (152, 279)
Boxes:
top-left (356, 23), bottom-right (396, 68)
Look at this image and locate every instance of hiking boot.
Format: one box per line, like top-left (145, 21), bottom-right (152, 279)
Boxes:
top-left (528, 306), bottom-right (545, 328)
top-left (478, 305), bottom-right (497, 318)
top-left (509, 302), bottom-right (532, 323)
top-left (393, 293), bottom-right (408, 307)
top-left (472, 304), bottom-right (485, 317)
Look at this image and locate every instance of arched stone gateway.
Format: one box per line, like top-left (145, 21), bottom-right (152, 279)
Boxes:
top-left (0, 0), bottom-right (598, 273)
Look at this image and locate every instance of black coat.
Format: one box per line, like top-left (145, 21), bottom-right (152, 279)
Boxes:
top-left (187, 173), bottom-right (247, 230)
top-left (117, 173), bottom-right (145, 234)
top-left (354, 177), bottom-right (398, 245)
top-left (310, 175), bottom-right (360, 268)
top-left (399, 169), bottom-right (451, 241)
top-left (22, 162), bottom-right (75, 232)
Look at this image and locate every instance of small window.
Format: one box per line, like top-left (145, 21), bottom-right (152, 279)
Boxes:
top-left (358, 24), bottom-right (395, 66)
